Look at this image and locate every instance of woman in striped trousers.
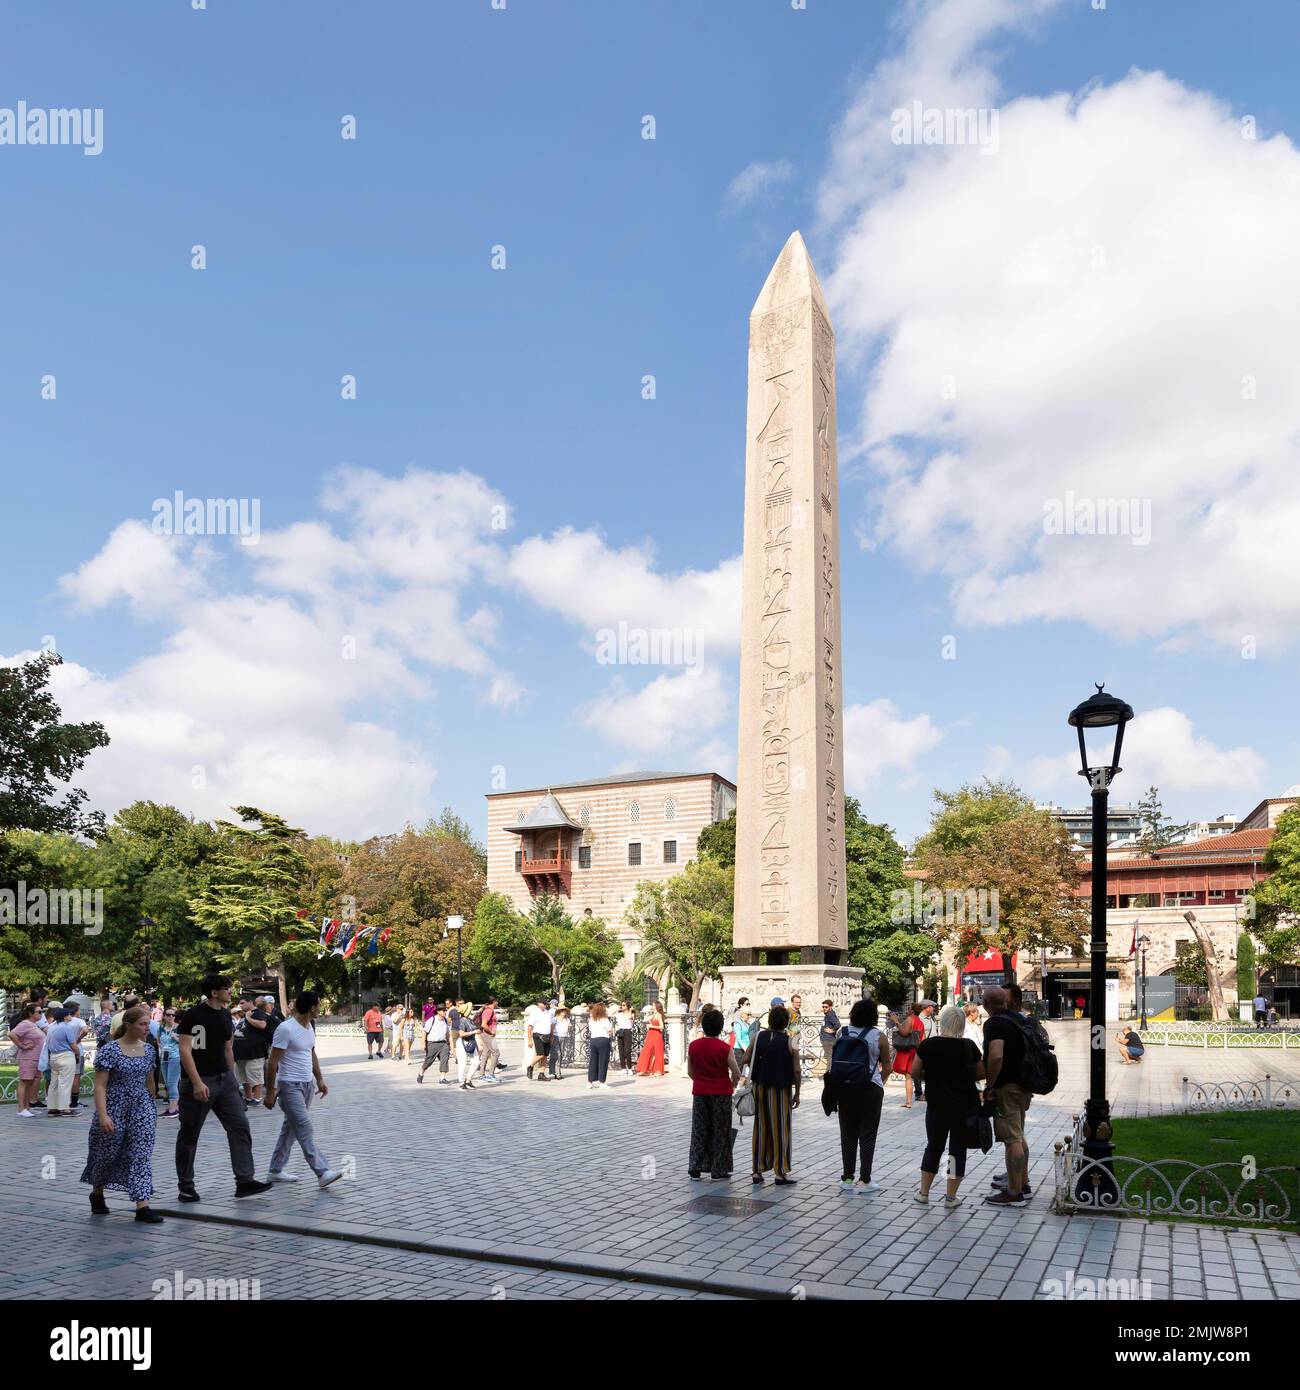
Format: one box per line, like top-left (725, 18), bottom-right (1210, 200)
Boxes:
top-left (742, 1004), bottom-right (802, 1185)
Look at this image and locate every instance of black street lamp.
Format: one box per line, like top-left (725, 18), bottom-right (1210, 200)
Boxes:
top-left (140, 916), bottom-right (155, 995)
top-left (1068, 683), bottom-right (1134, 1197)
top-left (1135, 932), bottom-right (1150, 1030)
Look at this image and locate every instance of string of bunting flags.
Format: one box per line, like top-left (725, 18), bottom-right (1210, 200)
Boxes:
top-left (295, 909), bottom-right (391, 960)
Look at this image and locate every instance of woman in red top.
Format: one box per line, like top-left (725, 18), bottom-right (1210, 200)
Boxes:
top-left (686, 1008), bottom-right (741, 1179)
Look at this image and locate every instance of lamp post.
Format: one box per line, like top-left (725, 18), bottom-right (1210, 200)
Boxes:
top-left (1135, 933), bottom-right (1150, 1030)
top-left (1068, 683), bottom-right (1134, 1197)
top-left (443, 915), bottom-right (464, 999)
top-left (140, 916), bottom-right (155, 995)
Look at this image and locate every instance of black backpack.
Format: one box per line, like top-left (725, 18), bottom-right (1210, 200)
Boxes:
top-left (828, 1027), bottom-right (878, 1089)
top-left (1011, 1012), bottom-right (1058, 1095)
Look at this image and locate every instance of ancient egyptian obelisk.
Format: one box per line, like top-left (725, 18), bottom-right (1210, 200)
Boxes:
top-left (726, 232), bottom-right (863, 1016)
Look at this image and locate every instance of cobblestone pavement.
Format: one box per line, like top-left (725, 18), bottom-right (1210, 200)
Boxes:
top-left (6, 1022), bottom-right (1298, 1301)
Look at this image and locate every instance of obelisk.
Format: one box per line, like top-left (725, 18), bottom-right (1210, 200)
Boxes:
top-left (726, 232), bottom-right (863, 1022)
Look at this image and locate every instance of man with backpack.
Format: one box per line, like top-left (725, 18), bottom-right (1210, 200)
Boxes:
top-left (982, 984), bottom-right (1057, 1204)
top-left (825, 998), bottom-right (892, 1195)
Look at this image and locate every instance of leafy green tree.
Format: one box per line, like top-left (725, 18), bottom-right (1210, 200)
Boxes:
top-left (1173, 940), bottom-right (1209, 988)
top-left (190, 806), bottom-right (309, 1000)
top-left (913, 779), bottom-right (1036, 859)
top-left (467, 891), bottom-right (549, 1006)
top-left (338, 823), bottom-right (486, 997)
top-left (913, 779), bottom-right (1088, 972)
top-left (1, 652), bottom-right (110, 979)
top-left (608, 962), bottom-right (648, 1008)
top-left (1253, 804), bottom-right (1300, 968)
top-left (1136, 786), bottom-right (1192, 853)
top-left (697, 810), bottom-right (736, 868)
top-left (625, 857), bottom-right (733, 1009)
top-left (0, 652), bottom-right (109, 840)
top-left (468, 891), bottom-right (621, 1006)
top-left (843, 800), bottom-right (932, 1004)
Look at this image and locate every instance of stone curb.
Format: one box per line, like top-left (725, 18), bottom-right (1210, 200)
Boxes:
top-left (148, 1204), bottom-right (895, 1300)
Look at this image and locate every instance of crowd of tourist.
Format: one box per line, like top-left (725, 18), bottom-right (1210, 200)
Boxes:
top-left (358, 993), bottom-right (669, 1090)
top-left (7, 971), bottom-right (1059, 1223)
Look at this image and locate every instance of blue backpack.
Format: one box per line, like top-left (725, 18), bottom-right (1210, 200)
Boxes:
top-left (828, 1027), bottom-right (878, 1089)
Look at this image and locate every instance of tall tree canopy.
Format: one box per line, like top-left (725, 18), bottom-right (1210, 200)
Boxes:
top-left (0, 652), bottom-right (109, 841)
top-left (190, 807), bottom-right (309, 995)
top-left (1253, 804), bottom-right (1300, 969)
top-left (625, 857), bottom-right (734, 1008)
top-left (1136, 786), bottom-right (1192, 853)
top-left (913, 779), bottom-right (1088, 968)
top-left (468, 891), bottom-right (622, 1007)
top-left (844, 801), bottom-right (934, 1004)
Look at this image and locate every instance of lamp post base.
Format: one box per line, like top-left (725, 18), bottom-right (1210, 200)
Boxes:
top-left (1075, 1097), bottom-right (1120, 1207)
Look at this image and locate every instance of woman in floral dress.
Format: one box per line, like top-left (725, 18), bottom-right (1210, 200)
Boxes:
top-left (81, 1005), bottom-right (164, 1223)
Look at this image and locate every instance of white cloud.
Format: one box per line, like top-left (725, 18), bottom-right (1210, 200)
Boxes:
top-left (1021, 706), bottom-right (1265, 806)
top-left (39, 468), bottom-right (531, 838)
top-left (725, 158), bottom-right (794, 209)
top-left (58, 521), bottom-right (204, 615)
top-left (843, 698), bottom-right (944, 795)
top-left (821, 0), bottom-right (1300, 649)
top-left (509, 527), bottom-right (741, 654)
top-left (582, 666), bottom-right (733, 759)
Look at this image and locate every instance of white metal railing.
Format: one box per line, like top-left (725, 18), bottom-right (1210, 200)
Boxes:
top-left (1180, 1074), bottom-right (1300, 1112)
top-left (1138, 1027), bottom-right (1300, 1050)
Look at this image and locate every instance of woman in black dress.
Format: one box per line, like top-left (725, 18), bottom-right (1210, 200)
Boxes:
top-left (82, 1005), bottom-right (164, 1223)
top-left (910, 1004), bottom-right (984, 1209)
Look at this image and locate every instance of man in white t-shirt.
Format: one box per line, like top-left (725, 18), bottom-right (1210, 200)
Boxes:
top-left (525, 999), bottom-right (553, 1082)
top-left (263, 991), bottom-right (341, 1190)
top-left (418, 1006), bottom-right (451, 1084)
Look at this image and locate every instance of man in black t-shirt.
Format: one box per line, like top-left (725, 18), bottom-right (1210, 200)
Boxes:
top-left (982, 985), bottom-right (1032, 1205)
top-left (175, 974), bottom-right (271, 1202)
top-left (233, 998), bottom-right (272, 1106)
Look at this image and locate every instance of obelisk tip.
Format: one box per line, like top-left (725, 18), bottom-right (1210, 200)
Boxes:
top-left (752, 230), bottom-right (830, 322)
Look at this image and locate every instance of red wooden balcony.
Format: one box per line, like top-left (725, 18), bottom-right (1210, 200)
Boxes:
top-left (520, 852), bottom-right (572, 898)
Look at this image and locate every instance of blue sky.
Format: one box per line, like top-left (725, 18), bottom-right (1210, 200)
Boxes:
top-left (3, 0), bottom-right (1299, 846)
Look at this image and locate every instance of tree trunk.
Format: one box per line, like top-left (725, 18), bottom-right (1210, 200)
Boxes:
top-left (1183, 911), bottom-right (1229, 1023)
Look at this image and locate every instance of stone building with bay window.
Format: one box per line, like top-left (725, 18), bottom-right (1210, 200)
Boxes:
top-left (485, 771), bottom-right (736, 969)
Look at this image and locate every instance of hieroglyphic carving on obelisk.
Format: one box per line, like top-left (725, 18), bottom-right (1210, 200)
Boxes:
top-left (734, 231), bottom-right (846, 963)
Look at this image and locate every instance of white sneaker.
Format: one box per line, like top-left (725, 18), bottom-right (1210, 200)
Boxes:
top-left (855, 1180), bottom-right (880, 1196)
top-left (944, 1195), bottom-right (965, 1209)
top-left (913, 1191), bottom-right (930, 1204)
top-left (18, 1109), bottom-right (36, 1117)
top-left (318, 1169), bottom-right (343, 1189)
top-left (269, 1170), bottom-right (299, 1183)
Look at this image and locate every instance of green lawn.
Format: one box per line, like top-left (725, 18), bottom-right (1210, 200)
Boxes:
top-left (1102, 1111), bottom-right (1300, 1232)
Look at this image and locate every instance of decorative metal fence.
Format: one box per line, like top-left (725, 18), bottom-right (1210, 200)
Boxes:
top-left (1052, 1111), bottom-right (1295, 1228)
top-left (1180, 1075), bottom-right (1300, 1112)
top-left (1138, 1027), bottom-right (1300, 1050)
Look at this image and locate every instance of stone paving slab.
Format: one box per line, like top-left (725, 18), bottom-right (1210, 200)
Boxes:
top-left (6, 1022), bottom-right (1300, 1300)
